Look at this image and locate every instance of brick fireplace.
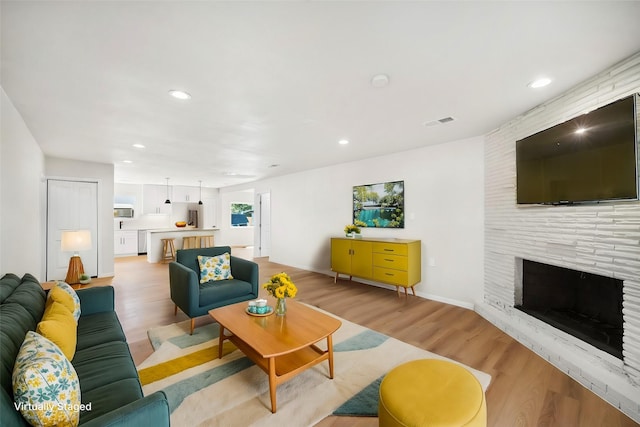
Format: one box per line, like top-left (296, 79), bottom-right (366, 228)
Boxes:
top-left (479, 53), bottom-right (640, 422)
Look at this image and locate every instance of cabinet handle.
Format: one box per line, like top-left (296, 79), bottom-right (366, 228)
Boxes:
top-left (384, 249), bottom-right (394, 252)
top-left (385, 273), bottom-right (394, 276)
top-left (384, 258), bottom-right (394, 262)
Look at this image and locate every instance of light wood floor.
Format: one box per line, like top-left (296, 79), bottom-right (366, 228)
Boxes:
top-left (99, 251), bottom-right (637, 427)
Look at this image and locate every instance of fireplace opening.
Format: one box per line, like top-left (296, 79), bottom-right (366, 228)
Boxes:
top-left (515, 259), bottom-right (623, 359)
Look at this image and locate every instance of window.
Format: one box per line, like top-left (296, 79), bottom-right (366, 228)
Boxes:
top-left (230, 203), bottom-right (253, 227)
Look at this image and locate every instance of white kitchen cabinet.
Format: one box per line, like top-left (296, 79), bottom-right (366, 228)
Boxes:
top-left (143, 184), bottom-right (172, 214)
top-left (114, 230), bottom-right (138, 257)
top-left (173, 185), bottom-right (201, 203)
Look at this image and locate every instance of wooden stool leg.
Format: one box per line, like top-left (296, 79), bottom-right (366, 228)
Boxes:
top-left (200, 235), bottom-right (214, 248)
top-left (161, 240), bottom-right (167, 263)
top-left (161, 238), bottom-right (176, 263)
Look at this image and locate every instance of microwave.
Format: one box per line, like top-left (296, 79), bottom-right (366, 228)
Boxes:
top-left (114, 204), bottom-right (134, 218)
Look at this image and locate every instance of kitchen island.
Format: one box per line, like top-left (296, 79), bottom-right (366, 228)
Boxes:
top-left (147, 228), bottom-right (219, 263)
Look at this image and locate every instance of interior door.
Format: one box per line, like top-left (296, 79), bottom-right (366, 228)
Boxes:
top-left (47, 179), bottom-right (99, 281)
top-left (258, 192), bottom-right (271, 257)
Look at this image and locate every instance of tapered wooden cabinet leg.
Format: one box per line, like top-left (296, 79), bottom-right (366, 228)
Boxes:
top-left (190, 318), bottom-right (195, 335)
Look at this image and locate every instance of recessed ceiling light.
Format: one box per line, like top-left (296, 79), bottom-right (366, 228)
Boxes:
top-left (575, 128), bottom-right (587, 134)
top-left (338, 139), bottom-right (349, 145)
top-left (122, 160), bottom-right (132, 164)
top-left (169, 90), bottom-right (191, 100)
top-left (528, 78), bottom-right (552, 89)
top-left (371, 74), bottom-right (390, 88)
top-left (132, 143), bottom-right (145, 149)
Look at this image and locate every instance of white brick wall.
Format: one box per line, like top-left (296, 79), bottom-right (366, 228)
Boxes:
top-left (482, 52), bottom-right (640, 422)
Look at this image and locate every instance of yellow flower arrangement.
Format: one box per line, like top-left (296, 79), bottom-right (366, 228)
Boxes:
top-left (263, 272), bottom-right (297, 299)
top-left (344, 224), bottom-right (361, 235)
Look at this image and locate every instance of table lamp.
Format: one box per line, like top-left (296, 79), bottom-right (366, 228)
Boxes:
top-left (61, 230), bottom-right (92, 284)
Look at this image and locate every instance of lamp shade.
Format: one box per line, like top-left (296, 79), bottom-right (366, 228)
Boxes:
top-left (61, 230), bottom-right (92, 252)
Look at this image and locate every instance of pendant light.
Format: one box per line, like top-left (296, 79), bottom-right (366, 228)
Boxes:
top-left (164, 178), bottom-right (171, 204)
top-left (198, 180), bottom-right (203, 205)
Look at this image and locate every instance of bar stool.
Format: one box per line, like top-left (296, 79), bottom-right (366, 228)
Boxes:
top-left (200, 235), bottom-right (215, 248)
top-left (161, 238), bottom-right (176, 263)
top-left (182, 236), bottom-right (199, 249)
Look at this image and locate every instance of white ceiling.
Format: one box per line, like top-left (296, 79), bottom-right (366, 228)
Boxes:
top-left (2, 1), bottom-right (640, 188)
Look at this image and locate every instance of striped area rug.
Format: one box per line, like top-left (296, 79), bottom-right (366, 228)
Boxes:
top-left (138, 307), bottom-right (491, 426)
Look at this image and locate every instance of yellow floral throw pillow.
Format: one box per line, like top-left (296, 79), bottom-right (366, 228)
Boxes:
top-left (12, 331), bottom-right (81, 427)
top-left (197, 253), bottom-right (233, 284)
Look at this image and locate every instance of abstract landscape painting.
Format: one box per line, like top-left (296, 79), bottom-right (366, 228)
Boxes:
top-left (353, 180), bottom-right (404, 228)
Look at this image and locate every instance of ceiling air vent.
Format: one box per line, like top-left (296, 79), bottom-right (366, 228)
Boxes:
top-left (424, 116), bottom-right (455, 127)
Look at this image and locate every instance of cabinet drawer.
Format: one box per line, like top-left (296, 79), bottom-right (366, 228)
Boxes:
top-left (372, 242), bottom-right (407, 256)
top-left (373, 267), bottom-right (408, 286)
top-left (373, 253), bottom-right (408, 271)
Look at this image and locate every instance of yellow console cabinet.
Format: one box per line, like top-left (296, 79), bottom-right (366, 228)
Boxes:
top-left (331, 238), bottom-right (421, 296)
top-left (331, 238), bottom-right (372, 280)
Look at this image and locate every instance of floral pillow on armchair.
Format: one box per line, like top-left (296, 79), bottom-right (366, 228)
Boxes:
top-left (197, 253), bottom-right (233, 284)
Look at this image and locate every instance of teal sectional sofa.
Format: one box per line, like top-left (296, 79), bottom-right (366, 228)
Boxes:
top-left (0, 273), bottom-right (170, 426)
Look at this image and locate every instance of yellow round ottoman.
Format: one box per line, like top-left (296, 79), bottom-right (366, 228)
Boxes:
top-left (378, 359), bottom-right (487, 427)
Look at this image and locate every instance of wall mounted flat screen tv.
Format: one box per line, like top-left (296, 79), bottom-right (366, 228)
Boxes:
top-left (516, 94), bottom-right (638, 205)
top-left (353, 180), bottom-right (404, 228)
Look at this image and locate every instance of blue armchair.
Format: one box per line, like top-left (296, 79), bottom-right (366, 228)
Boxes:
top-left (169, 246), bottom-right (259, 334)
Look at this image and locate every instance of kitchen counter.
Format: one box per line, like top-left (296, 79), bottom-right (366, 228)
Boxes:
top-left (148, 227), bottom-right (218, 233)
top-left (147, 228), bottom-right (220, 263)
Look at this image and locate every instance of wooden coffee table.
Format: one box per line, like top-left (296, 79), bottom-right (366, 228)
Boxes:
top-left (209, 299), bottom-right (341, 413)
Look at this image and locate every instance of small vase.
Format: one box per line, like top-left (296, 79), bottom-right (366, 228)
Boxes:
top-left (345, 233), bottom-right (354, 238)
top-left (275, 298), bottom-right (287, 316)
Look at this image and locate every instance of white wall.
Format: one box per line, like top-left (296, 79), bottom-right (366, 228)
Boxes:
top-left (0, 88), bottom-right (46, 279)
top-left (481, 52), bottom-right (640, 421)
top-left (45, 157), bottom-right (115, 277)
top-left (225, 135), bottom-right (485, 307)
